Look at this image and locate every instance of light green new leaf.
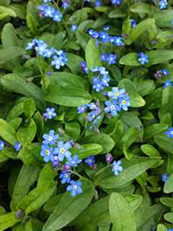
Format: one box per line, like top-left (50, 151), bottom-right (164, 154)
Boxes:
top-left (164, 212), bottom-right (173, 223)
top-left (85, 38), bottom-right (102, 69)
top-left (164, 174), bottom-right (173, 193)
top-left (0, 119), bottom-right (17, 145)
top-left (157, 224), bottom-right (167, 231)
top-left (0, 212), bottom-right (20, 231)
top-left (109, 193), bottom-right (136, 231)
top-left (73, 143), bottom-right (103, 159)
top-left (23, 98), bottom-right (36, 119)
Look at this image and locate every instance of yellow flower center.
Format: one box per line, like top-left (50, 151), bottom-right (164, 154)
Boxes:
top-left (171, 131), bottom-right (173, 135)
top-left (122, 100), bottom-right (126, 105)
top-left (60, 148), bottom-right (65, 154)
top-left (46, 150), bottom-right (50, 155)
top-left (115, 92), bottom-right (119, 96)
top-left (48, 136), bottom-right (53, 141)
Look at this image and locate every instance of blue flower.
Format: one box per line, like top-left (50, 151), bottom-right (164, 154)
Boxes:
top-left (165, 127), bottom-right (173, 138)
top-left (71, 24), bottom-right (77, 32)
top-left (81, 61), bottom-right (88, 74)
top-left (159, 0), bottom-right (168, 9)
top-left (104, 100), bottom-right (120, 116)
top-left (43, 0), bottom-right (52, 3)
top-left (99, 31), bottom-right (109, 43)
top-left (108, 87), bottom-right (125, 99)
top-left (14, 142), bottom-right (21, 151)
top-left (110, 36), bottom-right (124, 46)
top-left (43, 130), bottom-right (59, 145)
top-left (95, 0), bottom-right (101, 7)
top-left (168, 229), bottom-right (173, 231)
top-left (77, 104), bottom-right (88, 114)
top-left (104, 26), bottom-right (109, 31)
top-left (35, 40), bottom-right (48, 56)
top-left (101, 53), bottom-right (108, 62)
top-left (84, 156), bottom-right (95, 167)
top-left (164, 80), bottom-right (172, 88)
top-left (112, 160), bottom-right (123, 176)
top-left (0, 140), bottom-right (4, 151)
top-left (66, 154), bottom-right (82, 167)
top-left (101, 75), bottom-right (110, 87)
top-left (130, 19), bottom-right (137, 28)
top-left (92, 77), bottom-right (104, 92)
top-left (26, 39), bottom-right (37, 50)
top-left (52, 10), bottom-right (62, 22)
top-left (161, 69), bottom-right (170, 76)
top-left (41, 144), bottom-right (54, 162)
top-left (62, 1), bottom-right (69, 9)
top-left (67, 180), bottom-right (82, 197)
top-left (51, 51), bottom-right (68, 69)
top-left (107, 54), bottom-right (117, 65)
top-left (138, 52), bottom-right (149, 65)
top-left (54, 141), bottom-right (72, 161)
top-left (111, 0), bottom-right (121, 5)
top-left (119, 94), bottom-right (131, 111)
top-left (162, 173), bottom-right (168, 182)
top-left (59, 170), bottom-right (71, 184)
top-left (44, 107), bottom-right (57, 120)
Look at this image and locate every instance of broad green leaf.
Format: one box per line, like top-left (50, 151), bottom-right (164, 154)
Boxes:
top-left (0, 47), bottom-right (23, 64)
top-left (119, 53), bottom-right (139, 66)
top-left (19, 164), bottom-right (57, 214)
top-left (0, 212), bottom-right (20, 231)
top-left (43, 180), bottom-right (94, 231)
top-left (65, 122), bottom-right (80, 141)
top-left (9, 4), bottom-right (26, 20)
top-left (46, 84), bottom-right (91, 107)
top-left (160, 197), bottom-right (173, 208)
top-left (23, 98), bottom-right (36, 118)
top-left (0, 119), bottom-right (17, 145)
top-left (2, 23), bottom-right (19, 47)
top-left (73, 143), bottom-right (103, 159)
top-left (17, 119), bottom-right (36, 145)
top-left (1, 74), bottom-right (45, 110)
top-left (164, 212), bottom-right (173, 223)
top-left (133, 78), bottom-right (155, 96)
top-left (0, 6), bottom-right (16, 19)
top-left (80, 132), bottom-right (115, 154)
top-left (26, 12), bottom-right (38, 34)
top-left (7, 103), bottom-right (24, 121)
top-left (66, 53), bottom-right (84, 74)
top-left (157, 224), bottom-right (167, 231)
top-left (154, 10), bottom-right (173, 28)
top-left (85, 38), bottom-right (102, 69)
top-left (9, 118), bottom-right (22, 130)
top-left (108, 9), bottom-right (126, 18)
top-left (11, 165), bottom-right (40, 210)
top-left (144, 124), bottom-right (168, 139)
top-left (33, 112), bottom-right (44, 138)
top-left (109, 192), bottom-right (136, 231)
top-left (154, 135), bottom-right (173, 154)
top-left (43, 194), bottom-right (63, 213)
top-left (19, 143), bottom-right (42, 165)
top-left (164, 174), bottom-right (173, 193)
top-left (126, 18), bottom-right (157, 45)
top-left (159, 86), bottom-right (173, 119)
top-left (147, 50), bottom-right (173, 66)
top-left (130, 3), bottom-right (153, 15)
top-left (0, 206), bottom-right (5, 215)
top-left (95, 157), bottom-right (159, 189)
top-left (141, 144), bottom-right (160, 157)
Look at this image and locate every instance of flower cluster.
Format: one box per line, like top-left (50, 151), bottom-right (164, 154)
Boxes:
top-left (88, 28), bottom-right (124, 47)
top-left (0, 140), bottom-right (21, 152)
top-left (104, 87), bottom-right (130, 116)
top-left (101, 53), bottom-right (117, 65)
top-left (159, 0), bottom-right (168, 10)
top-left (38, 0), bottom-right (62, 22)
top-left (78, 102), bottom-right (102, 129)
top-left (91, 67), bottom-right (110, 92)
top-left (43, 107), bottom-right (57, 120)
top-left (138, 52), bottom-right (149, 65)
top-left (164, 80), bottom-right (173, 88)
top-left (111, 0), bottom-right (121, 6)
top-left (26, 39), bottom-right (68, 70)
top-left (154, 69), bottom-right (170, 79)
top-left (165, 128), bottom-right (173, 138)
top-left (40, 130), bottom-right (83, 196)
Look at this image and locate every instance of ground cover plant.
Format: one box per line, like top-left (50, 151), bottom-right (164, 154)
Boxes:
top-left (0, 0), bottom-right (173, 230)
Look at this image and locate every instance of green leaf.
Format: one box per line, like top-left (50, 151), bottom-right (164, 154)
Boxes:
top-left (66, 53), bottom-right (84, 74)
top-left (73, 143), bottom-right (103, 159)
top-left (108, 9), bottom-right (126, 18)
top-left (160, 197), bottom-right (173, 208)
top-left (119, 53), bottom-right (139, 66)
top-left (9, 118), bottom-right (22, 130)
top-left (164, 174), bottom-right (173, 193)
top-left (164, 212), bottom-right (173, 223)
top-left (144, 124), bottom-right (168, 139)
top-left (141, 144), bottom-right (160, 157)
top-left (1, 74), bottom-right (45, 110)
top-left (17, 119), bottom-right (36, 145)
top-left (157, 224), bottom-right (167, 231)
top-left (159, 86), bottom-right (173, 119)
top-left (9, 4), bottom-right (26, 20)
top-left (126, 18), bottom-right (157, 45)
top-left (0, 119), bottom-right (17, 145)
top-left (7, 103), bottom-right (24, 121)
top-left (109, 192), bottom-right (136, 231)
top-left (46, 84), bottom-right (91, 107)
top-left (43, 180), bottom-right (94, 231)
top-left (85, 38), bottom-right (102, 69)
top-left (33, 112), bottom-right (44, 138)
top-left (154, 10), bottom-right (173, 28)
top-left (147, 50), bottom-right (173, 66)
top-left (80, 132), bottom-right (115, 154)
top-left (0, 47), bottom-right (24, 65)
top-left (23, 98), bottom-right (36, 119)
top-left (154, 135), bottom-right (173, 154)
top-left (133, 78), bottom-right (155, 96)
top-left (26, 12), bottom-right (38, 34)
top-left (11, 165), bottom-right (40, 210)
top-left (95, 157), bottom-right (159, 189)
top-left (0, 212), bottom-right (20, 231)
top-left (65, 122), bottom-right (80, 141)
top-left (130, 3), bottom-right (153, 15)
top-left (19, 164), bottom-right (57, 214)
top-left (0, 6), bottom-right (16, 19)
top-left (1, 23), bottom-right (19, 48)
